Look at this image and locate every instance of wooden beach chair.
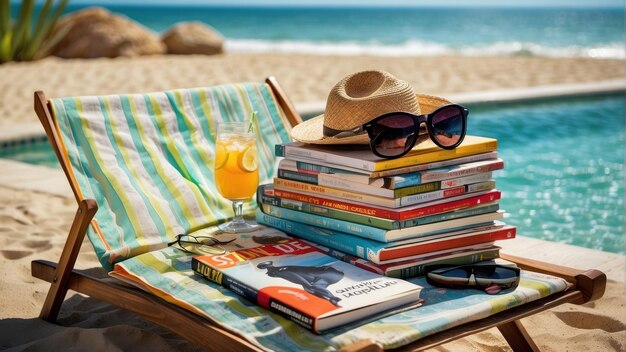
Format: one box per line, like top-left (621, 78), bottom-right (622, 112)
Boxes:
top-left (31, 77), bottom-right (606, 352)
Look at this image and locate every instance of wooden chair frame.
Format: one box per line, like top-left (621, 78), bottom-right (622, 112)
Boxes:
top-left (32, 77), bottom-right (606, 352)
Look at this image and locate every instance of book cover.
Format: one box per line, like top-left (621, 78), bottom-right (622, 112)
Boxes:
top-left (259, 184), bottom-right (500, 230)
top-left (278, 152), bottom-right (499, 183)
top-left (192, 237), bottom-right (422, 333)
top-left (274, 177), bottom-right (496, 208)
top-left (270, 185), bottom-right (502, 221)
top-left (261, 203), bottom-right (505, 242)
top-left (312, 242), bottom-right (501, 279)
top-left (256, 209), bottom-right (516, 264)
top-left (275, 135), bottom-right (498, 172)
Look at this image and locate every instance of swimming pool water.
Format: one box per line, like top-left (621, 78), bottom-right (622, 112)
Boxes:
top-left (468, 94), bottom-right (624, 254)
top-left (0, 94), bottom-right (623, 253)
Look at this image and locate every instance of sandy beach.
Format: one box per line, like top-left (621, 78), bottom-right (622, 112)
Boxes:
top-left (0, 53), bottom-right (625, 351)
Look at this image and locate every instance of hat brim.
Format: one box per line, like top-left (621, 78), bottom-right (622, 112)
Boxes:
top-left (290, 114), bottom-right (370, 145)
top-left (290, 93), bottom-right (454, 145)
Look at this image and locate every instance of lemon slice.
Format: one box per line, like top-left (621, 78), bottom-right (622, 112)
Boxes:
top-left (238, 146), bottom-right (258, 172)
top-left (215, 144), bottom-right (228, 169)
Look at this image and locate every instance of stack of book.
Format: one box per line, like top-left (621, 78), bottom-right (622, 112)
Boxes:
top-left (256, 135), bottom-right (516, 279)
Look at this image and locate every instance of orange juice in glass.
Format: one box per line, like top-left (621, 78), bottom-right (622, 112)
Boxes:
top-left (215, 121), bottom-right (258, 233)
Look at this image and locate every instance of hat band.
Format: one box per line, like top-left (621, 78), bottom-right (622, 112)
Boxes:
top-left (323, 125), bottom-right (366, 139)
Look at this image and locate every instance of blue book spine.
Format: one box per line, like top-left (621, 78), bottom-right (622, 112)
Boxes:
top-left (393, 173), bottom-right (423, 189)
top-left (402, 203), bottom-right (500, 228)
top-left (262, 203), bottom-right (389, 242)
top-left (294, 161), bottom-right (359, 175)
top-left (256, 209), bottom-right (383, 261)
top-left (275, 144), bottom-right (285, 157)
top-left (278, 169), bottom-right (318, 184)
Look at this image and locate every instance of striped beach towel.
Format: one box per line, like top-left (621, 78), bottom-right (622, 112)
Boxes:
top-left (113, 241), bottom-right (570, 351)
top-left (50, 83), bottom-right (291, 270)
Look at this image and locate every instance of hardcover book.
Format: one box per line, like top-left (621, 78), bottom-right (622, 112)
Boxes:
top-left (192, 237), bottom-right (422, 333)
top-left (270, 185), bottom-right (503, 221)
top-left (279, 156), bottom-right (503, 188)
top-left (275, 135), bottom-right (498, 172)
top-left (313, 242), bottom-right (501, 279)
top-left (277, 169), bottom-right (495, 198)
top-left (256, 209), bottom-right (516, 264)
top-left (261, 203), bottom-right (505, 242)
top-left (259, 184), bottom-right (500, 230)
top-left (274, 177), bottom-right (497, 208)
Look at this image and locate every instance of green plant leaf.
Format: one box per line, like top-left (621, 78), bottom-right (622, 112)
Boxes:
top-left (0, 31), bottom-right (12, 63)
top-left (22, 0), bottom-right (53, 59)
top-left (10, 0), bottom-right (35, 60)
top-left (36, 22), bottom-right (70, 59)
top-left (0, 0), bottom-right (10, 40)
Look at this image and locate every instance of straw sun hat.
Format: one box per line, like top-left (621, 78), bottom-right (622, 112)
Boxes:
top-left (291, 70), bottom-right (451, 145)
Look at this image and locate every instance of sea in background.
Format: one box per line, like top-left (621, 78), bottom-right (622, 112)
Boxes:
top-left (21, 4), bottom-right (626, 59)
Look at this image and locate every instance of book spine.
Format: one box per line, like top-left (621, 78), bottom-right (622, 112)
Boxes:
top-left (276, 144), bottom-right (377, 171)
top-left (256, 209), bottom-right (379, 261)
top-left (373, 140), bottom-right (498, 171)
top-left (275, 177), bottom-right (492, 208)
top-left (372, 151), bottom-right (498, 178)
top-left (394, 172), bottom-right (492, 198)
top-left (272, 188), bottom-right (400, 220)
top-left (418, 159), bottom-right (504, 184)
top-left (390, 249), bottom-right (500, 278)
top-left (321, 247), bottom-right (500, 279)
top-left (271, 186), bottom-right (503, 222)
top-left (378, 226), bottom-right (516, 262)
top-left (294, 160), bottom-right (363, 176)
top-left (259, 191), bottom-right (399, 230)
top-left (278, 169), bottom-right (318, 184)
top-left (275, 177), bottom-right (397, 207)
top-left (262, 203), bottom-right (389, 242)
top-left (276, 139), bottom-right (498, 172)
top-left (192, 259), bottom-right (259, 303)
top-left (193, 258), bottom-right (317, 331)
top-left (401, 203), bottom-right (500, 228)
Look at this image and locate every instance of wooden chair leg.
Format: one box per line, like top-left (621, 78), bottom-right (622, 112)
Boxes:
top-left (497, 319), bottom-right (540, 352)
top-left (39, 199), bottom-right (98, 321)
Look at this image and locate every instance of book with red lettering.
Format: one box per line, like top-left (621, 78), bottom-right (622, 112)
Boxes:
top-left (262, 184), bottom-right (502, 221)
top-left (191, 228), bottom-right (422, 334)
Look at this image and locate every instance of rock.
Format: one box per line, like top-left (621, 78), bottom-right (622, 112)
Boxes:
top-left (50, 7), bottom-right (166, 58)
top-left (161, 22), bottom-right (224, 55)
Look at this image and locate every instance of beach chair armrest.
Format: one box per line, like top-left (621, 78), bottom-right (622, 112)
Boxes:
top-left (500, 253), bottom-right (606, 303)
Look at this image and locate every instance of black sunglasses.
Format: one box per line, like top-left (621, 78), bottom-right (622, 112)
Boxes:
top-left (325, 104), bottom-right (468, 159)
top-left (168, 233), bottom-right (236, 255)
top-left (425, 263), bottom-right (520, 295)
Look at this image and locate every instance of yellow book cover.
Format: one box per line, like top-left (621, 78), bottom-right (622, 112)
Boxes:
top-left (275, 135), bottom-right (498, 172)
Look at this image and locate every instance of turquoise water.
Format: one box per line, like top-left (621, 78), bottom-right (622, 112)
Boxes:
top-left (468, 94), bottom-right (624, 254)
top-left (17, 5), bottom-right (626, 58)
top-left (1, 94), bottom-right (623, 253)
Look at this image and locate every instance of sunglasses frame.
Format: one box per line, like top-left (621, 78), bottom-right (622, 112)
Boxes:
top-left (425, 263), bottom-right (521, 294)
top-left (362, 104), bottom-right (468, 159)
top-left (168, 233), bottom-right (236, 255)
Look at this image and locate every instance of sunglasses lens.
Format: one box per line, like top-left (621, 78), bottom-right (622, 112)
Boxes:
top-left (473, 267), bottom-right (520, 291)
top-left (371, 114), bottom-right (416, 157)
top-left (430, 106), bottom-right (465, 147)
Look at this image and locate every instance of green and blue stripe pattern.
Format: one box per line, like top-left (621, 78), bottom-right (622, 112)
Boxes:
top-left (51, 83), bottom-right (291, 270)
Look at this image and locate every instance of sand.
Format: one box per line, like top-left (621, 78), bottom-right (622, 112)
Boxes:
top-left (0, 54), bottom-right (624, 128)
top-left (0, 53), bottom-right (624, 351)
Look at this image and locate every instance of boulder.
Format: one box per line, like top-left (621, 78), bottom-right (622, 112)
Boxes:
top-left (161, 22), bottom-right (224, 55)
top-left (50, 7), bottom-right (166, 58)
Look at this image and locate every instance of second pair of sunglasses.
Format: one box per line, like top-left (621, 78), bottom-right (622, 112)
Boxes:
top-left (325, 104), bottom-right (468, 159)
top-left (425, 263), bottom-right (520, 295)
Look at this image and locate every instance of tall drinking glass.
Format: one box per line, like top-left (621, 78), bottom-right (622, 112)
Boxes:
top-left (215, 121), bottom-right (259, 233)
